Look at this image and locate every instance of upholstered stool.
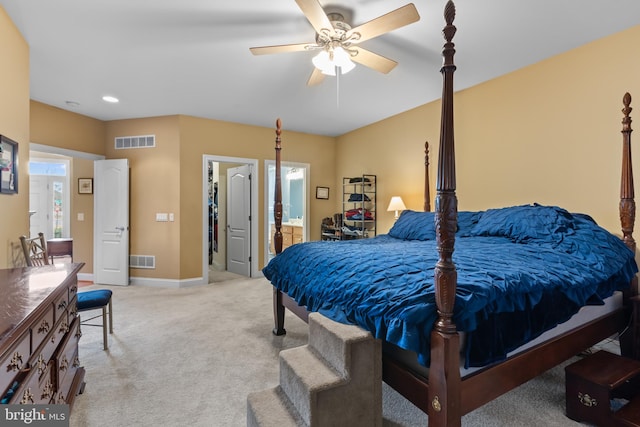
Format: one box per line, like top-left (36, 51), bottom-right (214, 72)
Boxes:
top-left (77, 289), bottom-right (113, 350)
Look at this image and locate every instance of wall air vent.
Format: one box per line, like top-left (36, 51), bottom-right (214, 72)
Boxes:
top-left (115, 135), bottom-right (155, 149)
top-left (130, 255), bottom-right (155, 269)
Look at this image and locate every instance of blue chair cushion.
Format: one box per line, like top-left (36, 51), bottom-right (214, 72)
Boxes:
top-left (77, 289), bottom-right (112, 310)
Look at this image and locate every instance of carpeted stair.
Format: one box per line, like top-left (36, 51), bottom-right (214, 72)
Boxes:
top-left (247, 312), bottom-right (382, 427)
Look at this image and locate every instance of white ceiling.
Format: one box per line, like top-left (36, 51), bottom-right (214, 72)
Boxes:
top-left (2, 0), bottom-right (639, 137)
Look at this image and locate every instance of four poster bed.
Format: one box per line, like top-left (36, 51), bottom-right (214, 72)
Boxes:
top-left (263, 1), bottom-right (639, 425)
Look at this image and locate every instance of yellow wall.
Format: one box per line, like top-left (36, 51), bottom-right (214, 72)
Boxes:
top-left (178, 116), bottom-right (335, 278)
top-left (29, 101), bottom-right (106, 274)
top-left (0, 7), bottom-right (29, 268)
top-left (105, 116), bottom-right (181, 280)
top-left (338, 24), bottom-right (640, 236)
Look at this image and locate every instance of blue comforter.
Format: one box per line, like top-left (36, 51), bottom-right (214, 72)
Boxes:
top-left (263, 205), bottom-right (638, 367)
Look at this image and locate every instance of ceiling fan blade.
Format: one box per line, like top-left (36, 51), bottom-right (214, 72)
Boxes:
top-left (295, 0), bottom-right (333, 35)
top-left (250, 43), bottom-right (314, 55)
top-left (347, 3), bottom-right (420, 43)
top-left (307, 67), bottom-right (326, 86)
top-left (351, 47), bottom-right (397, 74)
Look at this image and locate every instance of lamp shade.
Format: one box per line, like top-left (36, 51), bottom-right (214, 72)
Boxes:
top-left (312, 47), bottom-right (356, 76)
top-left (387, 196), bottom-right (406, 212)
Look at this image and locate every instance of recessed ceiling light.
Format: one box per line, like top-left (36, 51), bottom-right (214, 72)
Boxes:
top-left (102, 95), bottom-right (119, 103)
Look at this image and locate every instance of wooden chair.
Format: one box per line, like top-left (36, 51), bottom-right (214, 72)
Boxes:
top-left (19, 233), bottom-right (114, 350)
top-left (19, 232), bottom-right (50, 266)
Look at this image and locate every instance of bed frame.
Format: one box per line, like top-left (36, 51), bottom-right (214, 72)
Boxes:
top-left (269, 2), bottom-right (637, 425)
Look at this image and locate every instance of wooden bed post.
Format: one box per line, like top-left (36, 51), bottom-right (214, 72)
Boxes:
top-left (272, 118), bottom-right (286, 335)
top-left (428, 2), bottom-right (461, 426)
top-left (424, 141), bottom-right (431, 212)
top-left (620, 93), bottom-right (636, 254)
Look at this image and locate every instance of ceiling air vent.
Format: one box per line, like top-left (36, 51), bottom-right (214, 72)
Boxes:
top-left (115, 135), bottom-right (155, 149)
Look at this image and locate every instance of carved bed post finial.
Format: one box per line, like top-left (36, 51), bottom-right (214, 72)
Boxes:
top-left (425, 141), bottom-right (431, 212)
top-left (620, 93), bottom-right (635, 253)
top-left (274, 118), bottom-right (283, 255)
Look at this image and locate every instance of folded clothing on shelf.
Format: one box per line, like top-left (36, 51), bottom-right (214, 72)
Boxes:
top-left (345, 208), bottom-right (374, 221)
top-left (348, 193), bottom-right (371, 202)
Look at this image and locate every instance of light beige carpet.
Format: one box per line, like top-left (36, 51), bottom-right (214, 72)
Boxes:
top-left (70, 277), bottom-right (601, 426)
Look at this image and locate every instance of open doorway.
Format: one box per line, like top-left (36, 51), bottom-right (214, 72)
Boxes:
top-left (264, 161), bottom-right (310, 264)
top-left (202, 155), bottom-right (259, 284)
top-left (28, 154), bottom-right (71, 240)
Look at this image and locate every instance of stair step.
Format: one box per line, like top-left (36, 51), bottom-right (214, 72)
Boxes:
top-left (308, 312), bottom-right (372, 377)
top-left (279, 345), bottom-right (345, 425)
top-left (614, 394), bottom-right (640, 427)
top-left (247, 386), bottom-right (305, 427)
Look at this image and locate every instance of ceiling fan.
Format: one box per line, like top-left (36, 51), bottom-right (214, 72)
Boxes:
top-left (250, 0), bottom-right (420, 86)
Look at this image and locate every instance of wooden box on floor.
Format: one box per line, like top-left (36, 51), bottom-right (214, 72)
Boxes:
top-left (565, 350), bottom-right (640, 426)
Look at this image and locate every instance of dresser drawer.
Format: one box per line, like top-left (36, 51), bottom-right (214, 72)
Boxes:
top-left (0, 332), bottom-right (30, 396)
top-left (292, 226), bottom-right (303, 238)
top-left (54, 290), bottom-right (70, 323)
top-left (56, 317), bottom-right (80, 390)
top-left (56, 348), bottom-right (79, 404)
top-left (282, 234), bottom-right (293, 246)
top-left (13, 362), bottom-right (55, 404)
top-left (32, 314), bottom-right (69, 377)
top-left (281, 225), bottom-right (293, 234)
top-left (32, 305), bottom-right (55, 353)
top-left (68, 282), bottom-right (78, 303)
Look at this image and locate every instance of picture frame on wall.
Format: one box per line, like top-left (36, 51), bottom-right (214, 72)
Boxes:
top-left (316, 186), bottom-right (329, 200)
top-left (78, 178), bottom-right (93, 194)
top-left (0, 135), bottom-right (18, 194)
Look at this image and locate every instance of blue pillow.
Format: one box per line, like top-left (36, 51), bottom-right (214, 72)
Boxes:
top-left (388, 210), bottom-right (435, 240)
top-left (388, 210), bottom-right (482, 241)
top-left (469, 204), bottom-right (575, 242)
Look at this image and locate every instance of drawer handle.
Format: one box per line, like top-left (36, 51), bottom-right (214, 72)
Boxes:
top-left (578, 392), bottom-right (598, 407)
top-left (58, 300), bottom-right (67, 310)
top-left (41, 380), bottom-right (53, 400)
top-left (20, 388), bottom-right (34, 404)
top-left (38, 319), bottom-right (50, 334)
top-left (70, 285), bottom-right (77, 294)
top-left (59, 321), bottom-right (69, 334)
top-left (36, 354), bottom-right (47, 375)
top-left (60, 356), bottom-right (69, 372)
top-left (7, 351), bottom-right (24, 372)
top-left (70, 307), bottom-right (78, 318)
top-left (73, 356), bottom-right (81, 368)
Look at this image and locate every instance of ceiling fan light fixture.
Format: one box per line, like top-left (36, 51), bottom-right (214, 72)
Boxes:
top-left (312, 47), bottom-right (355, 76)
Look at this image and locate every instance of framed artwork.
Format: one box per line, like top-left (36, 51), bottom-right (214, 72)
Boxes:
top-left (78, 178), bottom-right (93, 194)
top-left (316, 186), bottom-right (329, 200)
top-left (0, 135), bottom-right (18, 194)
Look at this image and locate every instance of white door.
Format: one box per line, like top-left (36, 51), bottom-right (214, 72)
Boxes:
top-left (29, 175), bottom-right (51, 238)
top-left (94, 159), bottom-right (130, 286)
top-left (227, 164), bottom-right (251, 276)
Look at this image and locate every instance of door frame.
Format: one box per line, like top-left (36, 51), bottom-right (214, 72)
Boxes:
top-left (263, 160), bottom-right (310, 265)
top-left (30, 143), bottom-right (105, 283)
top-left (202, 155), bottom-right (259, 283)
top-left (28, 157), bottom-right (71, 239)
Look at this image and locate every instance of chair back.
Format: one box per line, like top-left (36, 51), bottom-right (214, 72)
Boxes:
top-left (19, 233), bottom-right (50, 266)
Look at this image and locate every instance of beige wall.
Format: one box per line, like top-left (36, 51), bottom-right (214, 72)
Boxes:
top-left (105, 116), bottom-right (181, 280)
top-left (0, 7), bottom-right (29, 268)
top-left (179, 115), bottom-right (336, 278)
top-left (338, 24), bottom-right (640, 236)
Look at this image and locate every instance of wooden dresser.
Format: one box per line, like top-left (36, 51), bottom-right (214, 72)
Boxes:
top-left (0, 263), bottom-right (85, 407)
